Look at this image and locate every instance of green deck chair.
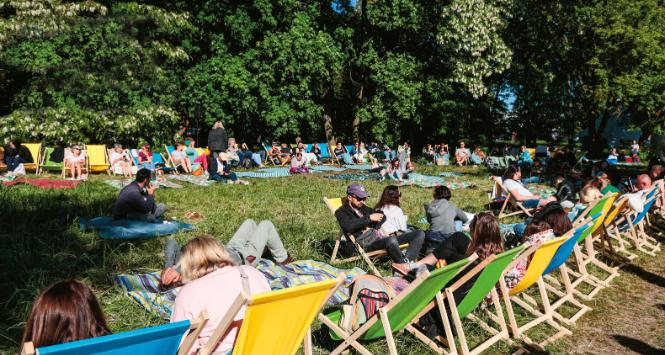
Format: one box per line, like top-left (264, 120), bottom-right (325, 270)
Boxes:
top-left (39, 147), bottom-right (64, 174)
top-left (437, 244), bottom-right (527, 355)
top-left (319, 255), bottom-right (477, 355)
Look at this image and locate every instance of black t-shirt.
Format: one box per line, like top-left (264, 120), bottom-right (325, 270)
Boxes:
top-left (334, 147), bottom-right (345, 156)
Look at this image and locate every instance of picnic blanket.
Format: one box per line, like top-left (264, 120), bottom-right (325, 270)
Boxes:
top-left (439, 172), bottom-right (466, 177)
top-left (325, 173), bottom-right (380, 181)
top-left (344, 164), bottom-right (373, 170)
top-left (527, 185), bottom-right (556, 198)
top-left (104, 178), bottom-right (184, 190)
top-left (0, 175), bottom-right (17, 183)
top-left (79, 217), bottom-right (194, 239)
top-left (167, 174), bottom-right (216, 187)
top-left (310, 165), bottom-right (347, 172)
top-left (236, 168), bottom-right (292, 178)
top-left (3, 178), bottom-right (82, 189)
top-left (402, 173), bottom-right (476, 189)
top-left (113, 259), bottom-right (365, 319)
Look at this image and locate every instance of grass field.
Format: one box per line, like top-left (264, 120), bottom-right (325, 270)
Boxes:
top-left (1, 165), bottom-right (663, 354)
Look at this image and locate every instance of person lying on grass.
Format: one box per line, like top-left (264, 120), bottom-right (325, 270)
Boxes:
top-left (113, 168), bottom-right (167, 222)
top-left (171, 143), bottom-right (193, 174)
top-left (160, 219), bottom-right (295, 288)
top-left (335, 183), bottom-right (424, 264)
top-left (22, 280), bottom-right (111, 350)
top-left (169, 235), bottom-right (271, 355)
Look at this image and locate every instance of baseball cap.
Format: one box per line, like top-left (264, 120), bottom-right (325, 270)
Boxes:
top-left (347, 183), bottom-right (369, 199)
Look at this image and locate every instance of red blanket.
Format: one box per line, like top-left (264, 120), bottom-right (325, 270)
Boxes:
top-left (3, 178), bottom-right (83, 189)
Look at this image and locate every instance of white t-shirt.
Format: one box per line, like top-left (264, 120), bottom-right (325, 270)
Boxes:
top-left (456, 148), bottom-right (470, 157)
top-left (110, 151), bottom-right (127, 166)
top-left (381, 205), bottom-right (408, 234)
top-left (503, 179), bottom-right (533, 197)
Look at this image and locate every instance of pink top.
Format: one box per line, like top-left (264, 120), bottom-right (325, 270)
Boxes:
top-left (171, 266), bottom-right (271, 354)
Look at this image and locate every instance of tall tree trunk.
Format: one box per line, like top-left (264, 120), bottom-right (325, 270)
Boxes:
top-left (352, 85), bottom-right (363, 142)
top-left (324, 113), bottom-right (335, 147)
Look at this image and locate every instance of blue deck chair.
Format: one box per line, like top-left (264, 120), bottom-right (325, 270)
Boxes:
top-left (164, 145), bottom-right (182, 173)
top-left (623, 192), bottom-right (661, 256)
top-left (152, 151), bottom-right (174, 173)
top-left (21, 312), bottom-right (208, 355)
top-left (185, 147), bottom-right (201, 171)
top-left (317, 143), bottom-right (333, 164)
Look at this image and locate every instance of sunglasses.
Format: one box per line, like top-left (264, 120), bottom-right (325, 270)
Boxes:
top-left (353, 195), bottom-right (367, 201)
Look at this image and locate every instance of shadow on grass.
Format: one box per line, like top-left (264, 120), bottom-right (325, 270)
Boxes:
top-left (620, 263), bottom-right (665, 289)
top-left (0, 184), bottom-right (117, 348)
top-left (656, 304), bottom-right (665, 312)
top-left (612, 335), bottom-right (664, 354)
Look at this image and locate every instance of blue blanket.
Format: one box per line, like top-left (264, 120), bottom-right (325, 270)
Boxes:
top-left (79, 217), bottom-right (194, 239)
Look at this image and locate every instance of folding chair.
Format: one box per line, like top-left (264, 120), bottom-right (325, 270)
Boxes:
top-left (316, 143), bottom-right (334, 164)
top-left (319, 256), bottom-right (477, 355)
top-left (164, 145), bottom-right (183, 174)
top-left (621, 191), bottom-right (661, 256)
top-left (200, 277), bottom-right (344, 355)
top-left (262, 143), bottom-right (278, 166)
top-left (323, 197), bottom-right (408, 277)
top-left (39, 147), bottom-right (64, 175)
top-left (107, 148), bottom-right (135, 177)
top-left (596, 195), bottom-right (637, 260)
top-left (433, 245), bottom-right (527, 355)
top-left (21, 311), bottom-right (208, 355)
top-left (185, 147), bottom-right (201, 171)
top-left (86, 144), bottom-right (111, 175)
top-left (491, 177), bottom-right (534, 219)
top-left (328, 143), bottom-right (342, 165)
top-left (22, 143), bottom-right (43, 174)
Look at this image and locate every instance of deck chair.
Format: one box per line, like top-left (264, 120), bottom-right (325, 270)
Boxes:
top-left (319, 256), bottom-right (477, 355)
top-left (62, 147), bottom-right (89, 179)
top-left (200, 277), bottom-right (344, 355)
top-left (107, 148), bottom-right (135, 176)
top-left (21, 311), bottom-right (208, 355)
top-left (316, 143), bottom-right (335, 165)
top-left (432, 245), bottom-right (527, 355)
top-left (621, 191), bottom-right (661, 256)
top-left (566, 193), bottom-right (619, 300)
top-left (262, 143), bottom-right (278, 166)
top-left (0, 146), bottom-right (5, 171)
top-left (497, 236), bottom-right (573, 349)
top-left (540, 219), bottom-right (598, 326)
top-left (491, 177), bottom-right (534, 219)
top-left (22, 143), bottom-right (43, 173)
top-left (39, 147), bottom-right (65, 175)
top-left (596, 195), bottom-right (637, 260)
top-left (164, 145), bottom-right (183, 174)
top-left (86, 145), bottom-right (111, 175)
top-left (323, 197), bottom-right (408, 277)
top-left (185, 147), bottom-right (202, 171)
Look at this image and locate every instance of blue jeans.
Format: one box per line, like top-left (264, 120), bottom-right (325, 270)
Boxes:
top-left (251, 153), bottom-right (262, 166)
top-left (210, 171), bottom-right (238, 182)
top-left (338, 153), bottom-right (354, 165)
top-left (522, 199), bottom-right (540, 209)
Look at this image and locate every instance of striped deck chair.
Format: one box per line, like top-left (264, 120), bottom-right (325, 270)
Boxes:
top-left (22, 143), bottom-right (43, 173)
top-left (491, 177), bottom-right (534, 219)
top-left (21, 311), bottom-right (208, 355)
top-left (185, 147), bottom-right (201, 171)
top-left (324, 197), bottom-right (408, 277)
top-left (434, 245), bottom-right (527, 354)
top-left (200, 277), bottom-right (344, 355)
top-left (320, 256), bottom-right (477, 355)
top-left (86, 144), bottom-right (111, 175)
top-left (39, 147), bottom-right (65, 175)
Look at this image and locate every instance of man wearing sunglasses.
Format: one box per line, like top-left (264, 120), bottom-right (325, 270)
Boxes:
top-left (335, 183), bottom-right (422, 264)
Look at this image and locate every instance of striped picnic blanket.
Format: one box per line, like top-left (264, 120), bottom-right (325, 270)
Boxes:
top-left (325, 173), bottom-right (380, 181)
top-left (167, 174), bottom-right (216, 187)
top-left (344, 164), bottom-right (373, 170)
top-left (104, 178), bottom-right (184, 190)
top-left (114, 259), bottom-right (365, 319)
top-left (310, 165), bottom-right (347, 172)
top-left (236, 168), bottom-right (292, 178)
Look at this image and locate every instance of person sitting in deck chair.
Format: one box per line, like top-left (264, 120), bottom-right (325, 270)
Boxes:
top-left (334, 183), bottom-right (424, 264)
top-left (289, 152), bottom-right (309, 174)
top-left (113, 168), bottom-right (167, 222)
top-left (455, 141), bottom-right (471, 166)
top-left (3, 140), bottom-right (33, 174)
top-left (334, 142), bottom-right (354, 165)
top-left (500, 165), bottom-right (556, 209)
top-left (110, 144), bottom-right (132, 177)
top-left (22, 280), bottom-right (111, 349)
top-left (65, 145), bottom-right (86, 180)
top-left (172, 143), bottom-right (193, 174)
top-left (278, 142), bottom-right (293, 166)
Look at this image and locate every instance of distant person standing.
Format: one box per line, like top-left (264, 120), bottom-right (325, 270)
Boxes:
top-left (207, 121), bottom-right (228, 159)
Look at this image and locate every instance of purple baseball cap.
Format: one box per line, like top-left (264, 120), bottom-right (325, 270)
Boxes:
top-left (347, 183), bottom-right (369, 199)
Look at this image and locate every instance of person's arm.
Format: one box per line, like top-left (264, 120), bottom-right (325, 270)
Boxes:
top-left (454, 205), bottom-right (468, 223)
top-left (335, 207), bottom-right (371, 235)
top-left (510, 188), bottom-right (539, 201)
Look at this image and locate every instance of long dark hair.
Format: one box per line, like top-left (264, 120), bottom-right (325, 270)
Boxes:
top-left (376, 185), bottom-right (401, 209)
top-left (22, 280), bottom-right (110, 348)
top-left (541, 209), bottom-right (572, 236)
top-left (466, 212), bottom-right (504, 259)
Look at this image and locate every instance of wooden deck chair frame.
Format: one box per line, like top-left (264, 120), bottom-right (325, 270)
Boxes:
top-left (21, 311), bottom-right (208, 355)
top-left (329, 144), bottom-right (342, 166)
top-left (86, 144), bottom-right (111, 175)
top-left (564, 194), bottom-right (619, 301)
top-left (621, 193), bottom-right (662, 256)
top-left (416, 243), bottom-right (530, 354)
top-left (262, 143), bottom-right (278, 166)
top-left (318, 255), bottom-right (478, 355)
top-left (200, 276), bottom-right (344, 355)
top-left (38, 146), bottom-right (64, 176)
top-left (61, 147), bottom-right (90, 179)
top-left (594, 195), bottom-right (638, 261)
top-left (324, 197), bottom-right (408, 277)
top-left (164, 145), bottom-right (183, 174)
top-left (491, 177), bottom-right (534, 219)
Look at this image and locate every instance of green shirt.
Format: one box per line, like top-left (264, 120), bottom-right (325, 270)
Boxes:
top-left (602, 185), bottom-right (620, 194)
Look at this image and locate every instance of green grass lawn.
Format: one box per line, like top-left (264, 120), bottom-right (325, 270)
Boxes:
top-left (0, 165), bottom-right (660, 354)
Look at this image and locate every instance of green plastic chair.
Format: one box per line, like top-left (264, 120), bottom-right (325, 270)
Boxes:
top-left (319, 256), bottom-right (476, 355)
top-left (39, 147), bottom-right (64, 174)
top-left (442, 244), bottom-right (526, 355)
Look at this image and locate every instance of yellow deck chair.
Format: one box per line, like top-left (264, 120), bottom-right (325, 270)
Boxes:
top-left (86, 144), bottom-right (111, 174)
top-left (324, 197), bottom-right (408, 277)
top-left (597, 195), bottom-right (637, 260)
top-left (527, 148), bottom-right (536, 160)
top-left (200, 276), bottom-right (344, 355)
top-left (22, 143), bottom-right (42, 173)
top-left (498, 235), bottom-right (573, 349)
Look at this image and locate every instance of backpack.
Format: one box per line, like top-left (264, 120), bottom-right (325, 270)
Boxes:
top-left (339, 275), bottom-right (395, 332)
